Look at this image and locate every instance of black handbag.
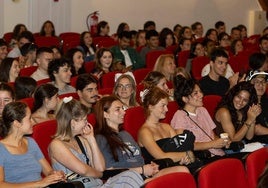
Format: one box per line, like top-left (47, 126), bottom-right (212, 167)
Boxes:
top-left (161, 130), bottom-right (195, 152)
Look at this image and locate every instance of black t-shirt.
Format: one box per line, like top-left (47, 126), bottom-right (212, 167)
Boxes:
top-left (256, 95), bottom-right (268, 127)
top-left (199, 75), bottom-right (230, 96)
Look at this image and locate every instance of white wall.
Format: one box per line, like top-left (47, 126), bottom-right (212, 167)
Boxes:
top-left (1, 0), bottom-right (267, 37)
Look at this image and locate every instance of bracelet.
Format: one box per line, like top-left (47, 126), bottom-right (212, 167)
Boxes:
top-left (245, 122), bottom-right (254, 129)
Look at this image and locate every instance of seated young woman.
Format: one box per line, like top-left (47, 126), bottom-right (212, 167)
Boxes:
top-left (171, 75), bottom-right (229, 161)
top-left (48, 97), bottom-right (144, 188)
top-left (31, 84), bottom-right (59, 124)
top-left (137, 87), bottom-right (196, 169)
top-left (94, 95), bottom-right (189, 182)
top-left (214, 81), bottom-right (261, 142)
top-left (0, 102), bottom-right (65, 187)
top-left (140, 71), bottom-right (174, 102)
top-left (113, 74), bottom-right (140, 109)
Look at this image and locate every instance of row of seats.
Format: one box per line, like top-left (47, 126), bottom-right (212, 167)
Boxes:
top-left (143, 149), bottom-right (268, 188)
top-left (30, 114), bottom-right (268, 188)
top-left (29, 96), bottom-right (220, 163)
top-left (18, 63), bottom-right (152, 89)
top-left (3, 32), bottom-right (119, 54)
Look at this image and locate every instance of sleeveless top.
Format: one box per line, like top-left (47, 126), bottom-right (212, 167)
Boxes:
top-left (141, 130), bottom-right (195, 163)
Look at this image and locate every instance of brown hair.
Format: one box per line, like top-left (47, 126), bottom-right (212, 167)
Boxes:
top-left (94, 95), bottom-right (131, 161)
top-left (54, 99), bottom-right (88, 141)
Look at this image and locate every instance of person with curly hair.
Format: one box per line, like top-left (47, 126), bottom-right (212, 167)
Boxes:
top-left (214, 81), bottom-right (261, 142)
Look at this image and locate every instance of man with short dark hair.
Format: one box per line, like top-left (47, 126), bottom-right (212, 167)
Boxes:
top-left (143, 21), bottom-right (156, 31)
top-left (199, 48), bottom-right (230, 96)
top-left (215, 21), bottom-right (226, 35)
top-left (111, 31), bottom-right (144, 72)
top-left (259, 34), bottom-right (268, 54)
top-left (139, 30), bottom-right (165, 63)
top-left (76, 73), bottom-right (100, 113)
top-left (31, 47), bottom-right (54, 81)
top-left (230, 27), bottom-right (241, 41)
top-left (191, 22), bottom-right (204, 39)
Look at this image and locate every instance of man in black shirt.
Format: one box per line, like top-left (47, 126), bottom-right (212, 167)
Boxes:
top-left (199, 48), bottom-right (230, 96)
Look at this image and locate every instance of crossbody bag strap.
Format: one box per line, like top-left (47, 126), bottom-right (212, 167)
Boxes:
top-left (182, 109), bottom-right (214, 141)
top-left (75, 135), bottom-right (90, 165)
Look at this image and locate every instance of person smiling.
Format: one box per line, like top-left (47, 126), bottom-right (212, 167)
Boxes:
top-left (92, 48), bottom-right (113, 80)
top-left (199, 48), bottom-right (230, 96)
top-left (214, 81), bottom-right (261, 142)
top-left (48, 58), bottom-right (76, 95)
top-left (171, 76), bottom-right (228, 160)
top-left (0, 57), bottom-right (20, 83)
top-left (0, 102), bottom-right (65, 187)
top-left (113, 73), bottom-right (139, 109)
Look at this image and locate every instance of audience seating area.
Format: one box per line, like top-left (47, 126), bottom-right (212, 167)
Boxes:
top-left (2, 22), bottom-right (268, 187)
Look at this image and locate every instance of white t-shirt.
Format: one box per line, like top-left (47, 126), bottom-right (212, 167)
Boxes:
top-left (201, 64), bottom-right (234, 79)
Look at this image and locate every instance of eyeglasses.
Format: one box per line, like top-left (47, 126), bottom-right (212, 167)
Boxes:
top-left (252, 80), bottom-right (267, 86)
top-left (117, 84), bottom-right (132, 89)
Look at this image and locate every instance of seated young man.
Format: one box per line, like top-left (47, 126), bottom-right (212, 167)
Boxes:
top-left (31, 47), bottom-right (54, 81)
top-left (111, 31), bottom-right (145, 72)
top-left (139, 30), bottom-right (165, 63)
top-left (199, 48), bottom-right (230, 96)
top-left (76, 73), bottom-right (100, 113)
top-left (47, 58), bottom-right (76, 95)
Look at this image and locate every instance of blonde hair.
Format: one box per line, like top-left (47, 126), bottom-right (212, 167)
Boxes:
top-left (153, 54), bottom-right (175, 81)
top-left (54, 99), bottom-right (88, 141)
top-left (174, 67), bottom-right (191, 80)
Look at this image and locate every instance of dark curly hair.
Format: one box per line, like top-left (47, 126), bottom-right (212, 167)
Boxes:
top-left (216, 81), bottom-right (258, 130)
top-left (173, 75), bottom-right (199, 108)
top-left (48, 58), bottom-right (71, 81)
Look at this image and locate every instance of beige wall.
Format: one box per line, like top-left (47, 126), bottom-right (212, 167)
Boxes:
top-left (1, 0), bottom-right (266, 37)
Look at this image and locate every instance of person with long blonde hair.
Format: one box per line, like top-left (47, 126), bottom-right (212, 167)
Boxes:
top-left (153, 54), bottom-right (176, 82)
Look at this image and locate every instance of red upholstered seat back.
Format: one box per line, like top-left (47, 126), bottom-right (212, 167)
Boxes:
top-left (191, 56), bottom-right (210, 80)
top-left (19, 97), bottom-right (34, 111)
top-left (246, 147), bottom-right (268, 188)
top-left (19, 66), bottom-right (38, 77)
top-left (160, 101), bottom-right (179, 124)
top-left (202, 95), bottom-right (222, 118)
top-left (32, 119), bottom-right (57, 164)
top-left (144, 172), bottom-right (197, 188)
top-left (198, 158), bottom-right (249, 188)
top-left (123, 106), bottom-right (145, 141)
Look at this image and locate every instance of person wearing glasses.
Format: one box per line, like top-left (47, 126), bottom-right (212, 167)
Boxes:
top-left (246, 52), bottom-right (268, 143)
top-left (247, 71), bottom-right (268, 143)
top-left (113, 73), bottom-right (139, 109)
